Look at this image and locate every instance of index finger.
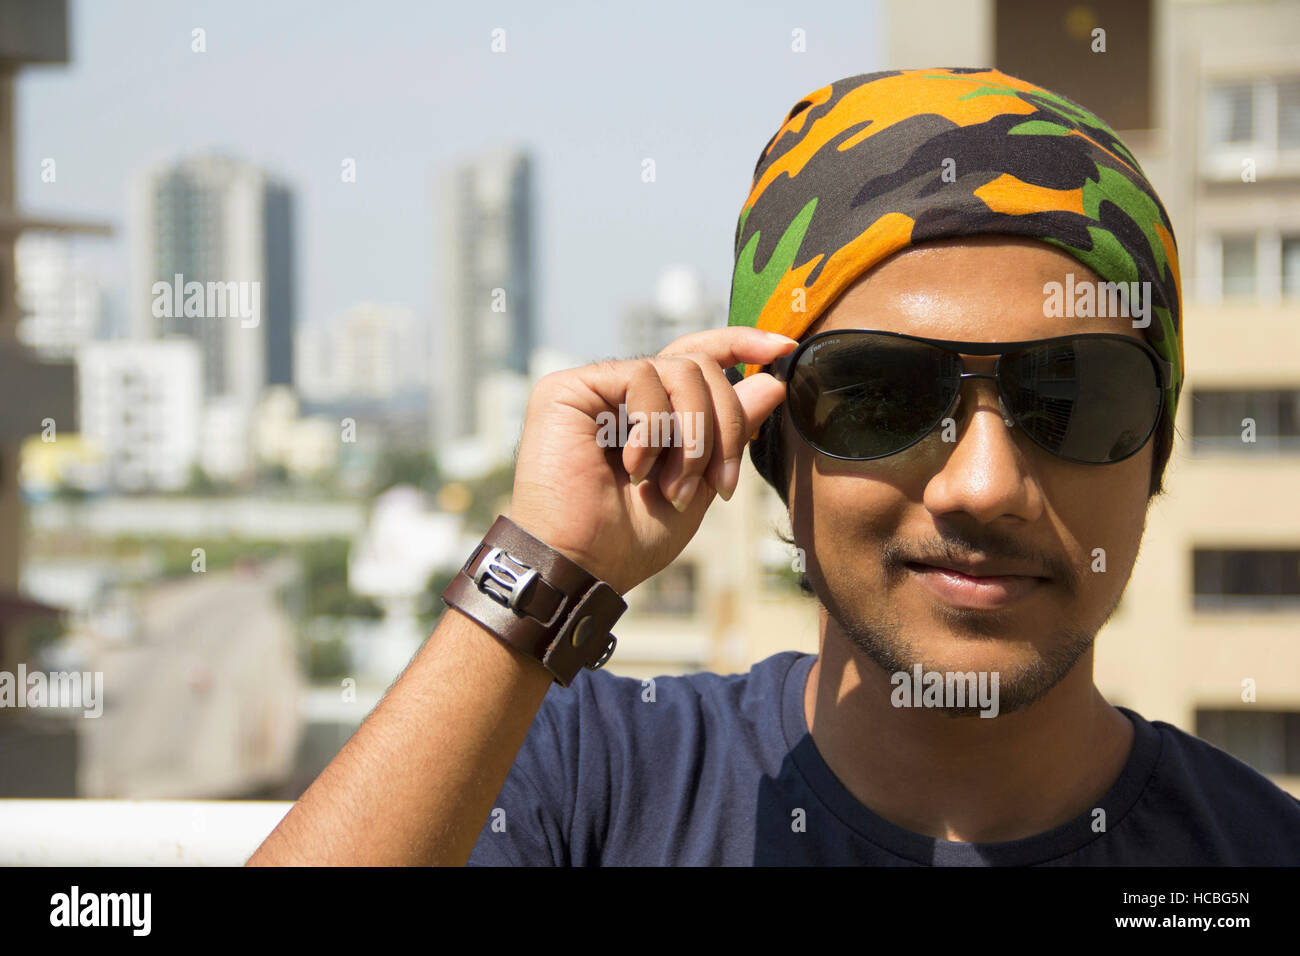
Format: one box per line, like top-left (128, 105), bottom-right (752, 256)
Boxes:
top-left (658, 326), bottom-right (798, 369)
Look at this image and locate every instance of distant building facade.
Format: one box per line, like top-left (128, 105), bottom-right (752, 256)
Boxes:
top-left (77, 339), bottom-right (202, 491)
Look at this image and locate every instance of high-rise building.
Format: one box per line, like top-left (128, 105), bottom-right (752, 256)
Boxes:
top-left (431, 148), bottom-right (535, 472)
top-left (130, 156), bottom-right (295, 397)
top-left (262, 182), bottom-right (296, 387)
top-left (130, 154), bottom-right (296, 480)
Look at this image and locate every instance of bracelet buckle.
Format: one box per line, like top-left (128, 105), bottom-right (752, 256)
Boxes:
top-left (472, 546), bottom-right (539, 612)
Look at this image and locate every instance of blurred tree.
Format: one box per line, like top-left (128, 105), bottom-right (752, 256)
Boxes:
top-left (183, 463), bottom-right (223, 496)
top-left (371, 447), bottom-right (440, 496)
top-left (153, 537), bottom-right (277, 578)
top-left (257, 462), bottom-right (290, 489)
top-left (51, 481), bottom-right (90, 501)
top-left (306, 634), bottom-right (351, 680)
top-left (14, 615), bottom-right (66, 664)
top-left (300, 538), bottom-right (383, 619)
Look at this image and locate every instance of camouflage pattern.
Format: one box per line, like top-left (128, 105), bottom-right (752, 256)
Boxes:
top-left (727, 67), bottom-right (1183, 424)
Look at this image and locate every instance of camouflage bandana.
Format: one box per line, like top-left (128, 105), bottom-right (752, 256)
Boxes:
top-left (727, 67), bottom-right (1184, 425)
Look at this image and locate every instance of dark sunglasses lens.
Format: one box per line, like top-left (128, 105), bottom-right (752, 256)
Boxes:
top-left (1001, 339), bottom-right (1162, 463)
top-left (788, 335), bottom-right (961, 458)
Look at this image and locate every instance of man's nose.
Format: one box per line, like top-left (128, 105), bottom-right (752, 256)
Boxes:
top-left (922, 376), bottom-right (1044, 525)
top-left (957, 372), bottom-right (1016, 427)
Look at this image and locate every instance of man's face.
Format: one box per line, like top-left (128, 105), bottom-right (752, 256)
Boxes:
top-left (782, 237), bottom-right (1154, 715)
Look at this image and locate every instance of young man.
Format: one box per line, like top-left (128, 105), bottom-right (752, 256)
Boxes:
top-left (248, 69), bottom-right (1300, 866)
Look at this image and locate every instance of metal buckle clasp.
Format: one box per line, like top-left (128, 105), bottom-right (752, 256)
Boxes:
top-left (472, 546), bottom-right (539, 612)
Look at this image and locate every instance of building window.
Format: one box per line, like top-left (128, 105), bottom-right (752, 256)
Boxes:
top-left (1204, 75), bottom-right (1300, 178)
top-left (1220, 235), bottom-right (1257, 298)
top-left (1193, 548), bottom-right (1300, 612)
top-left (1191, 388), bottom-right (1300, 453)
top-left (1208, 81), bottom-right (1255, 146)
top-left (1279, 77), bottom-right (1300, 150)
top-left (635, 562), bottom-right (696, 616)
top-left (1195, 709), bottom-right (1300, 776)
top-left (1283, 236), bottom-right (1300, 298)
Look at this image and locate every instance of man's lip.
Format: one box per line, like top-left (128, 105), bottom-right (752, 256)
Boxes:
top-left (906, 560), bottom-right (1048, 580)
top-left (906, 562), bottom-right (1046, 609)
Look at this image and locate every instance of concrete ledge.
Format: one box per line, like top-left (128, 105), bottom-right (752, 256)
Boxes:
top-left (0, 799), bottom-right (292, 866)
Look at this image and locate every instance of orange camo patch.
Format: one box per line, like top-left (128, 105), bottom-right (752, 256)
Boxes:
top-left (1155, 221), bottom-right (1181, 294)
top-left (974, 173), bottom-right (1086, 217)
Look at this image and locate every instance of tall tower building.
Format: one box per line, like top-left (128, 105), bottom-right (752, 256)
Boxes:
top-left (130, 154), bottom-right (296, 480)
top-left (262, 181), bottom-right (296, 387)
top-left (431, 148), bottom-right (535, 470)
top-left (131, 154), bottom-right (296, 405)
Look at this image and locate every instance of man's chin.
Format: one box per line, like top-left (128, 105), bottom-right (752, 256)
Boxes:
top-left (838, 615), bottom-right (1098, 718)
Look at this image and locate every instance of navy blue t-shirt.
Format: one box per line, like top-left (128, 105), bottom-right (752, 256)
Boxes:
top-left (467, 651), bottom-right (1300, 865)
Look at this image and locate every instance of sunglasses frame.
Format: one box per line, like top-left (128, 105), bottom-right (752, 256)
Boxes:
top-left (762, 328), bottom-right (1174, 466)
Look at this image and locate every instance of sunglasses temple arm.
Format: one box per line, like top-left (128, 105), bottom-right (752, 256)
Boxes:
top-left (724, 355), bottom-right (794, 386)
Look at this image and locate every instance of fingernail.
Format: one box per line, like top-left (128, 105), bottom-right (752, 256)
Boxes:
top-left (671, 475), bottom-right (700, 512)
top-left (764, 331), bottom-right (798, 344)
top-left (719, 458), bottom-right (741, 501)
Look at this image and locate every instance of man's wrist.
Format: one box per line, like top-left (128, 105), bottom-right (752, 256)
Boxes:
top-left (501, 509), bottom-right (626, 594)
top-left (440, 514), bottom-right (626, 687)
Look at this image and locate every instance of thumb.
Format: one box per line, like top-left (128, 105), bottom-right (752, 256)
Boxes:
top-left (733, 372), bottom-right (787, 436)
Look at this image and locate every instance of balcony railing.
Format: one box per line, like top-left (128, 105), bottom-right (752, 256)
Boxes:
top-left (0, 799), bottom-right (292, 866)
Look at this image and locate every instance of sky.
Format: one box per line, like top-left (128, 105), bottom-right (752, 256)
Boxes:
top-left (18, 0), bottom-right (884, 363)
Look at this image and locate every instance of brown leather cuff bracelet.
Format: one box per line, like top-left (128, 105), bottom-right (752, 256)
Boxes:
top-left (440, 515), bottom-right (626, 687)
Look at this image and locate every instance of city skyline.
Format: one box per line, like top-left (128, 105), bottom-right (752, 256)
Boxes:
top-left (15, 0), bottom-right (885, 364)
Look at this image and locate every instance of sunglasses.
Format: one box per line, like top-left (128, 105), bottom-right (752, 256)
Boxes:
top-left (743, 330), bottom-right (1173, 465)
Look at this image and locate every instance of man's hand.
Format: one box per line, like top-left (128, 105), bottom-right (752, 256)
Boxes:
top-left (507, 326), bottom-right (796, 594)
top-left (244, 326), bottom-right (795, 866)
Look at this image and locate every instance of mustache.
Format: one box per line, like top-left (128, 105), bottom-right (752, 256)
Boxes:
top-left (882, 530), bottom-right (1079, 592)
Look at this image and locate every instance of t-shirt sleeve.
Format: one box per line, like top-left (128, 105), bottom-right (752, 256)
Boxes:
top-left (1143, 720), bottom-right (1300, 864)
top-left (465, 684), bottom-right (578, 866)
